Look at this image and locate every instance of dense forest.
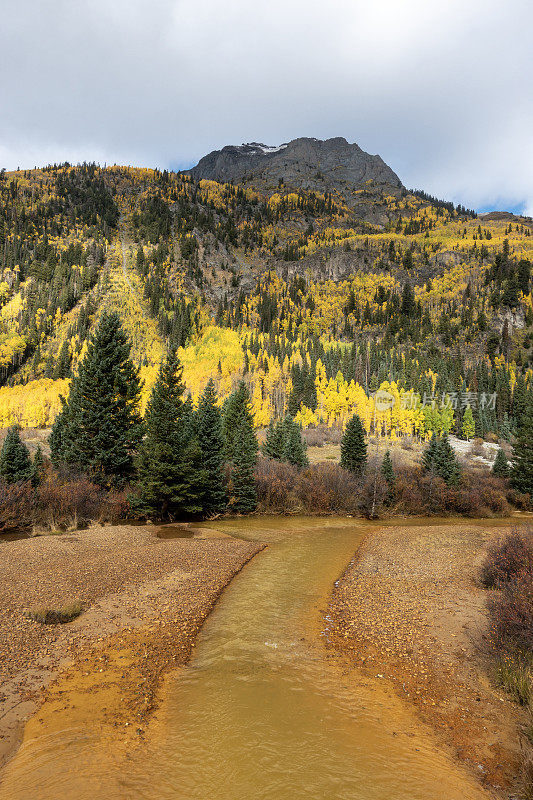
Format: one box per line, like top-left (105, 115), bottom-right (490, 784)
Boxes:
top-left (0, 161), bottom-right (531, 446)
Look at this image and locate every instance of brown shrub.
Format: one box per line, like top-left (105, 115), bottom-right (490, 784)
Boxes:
top-left (295, 463), bottom-right (361, 514)
top-left (489, 568), bottom-right (533, 650)
top-left (302, 425), bottom-right (343, 447)
top-left (100, 488), bottom-right (134, 524)
top-left (0, 480), bottom-right (35, 531)
top-left (358, 472), bottom-right (389, 518)
top-left (470, 438), bottom-right (486, 457)
top-left (302, 428), bottom-right (326, 448)
top-left (255, 458), bottom-right (298, 513)
top-left (507, 488), bottom-right (532, 511)
top-left (393, 466), bottom-right (510, 517)
top-left (36, 474), bottom-right (103, 530)
top-left (481, 529), bottom-right (533, 588)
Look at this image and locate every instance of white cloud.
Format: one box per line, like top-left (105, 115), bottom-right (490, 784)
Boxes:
top-left (1, 0), bottom-right (532, 212)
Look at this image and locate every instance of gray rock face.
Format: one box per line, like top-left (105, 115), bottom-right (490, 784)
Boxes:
top-left (187, 137), bottom-right (402, 193)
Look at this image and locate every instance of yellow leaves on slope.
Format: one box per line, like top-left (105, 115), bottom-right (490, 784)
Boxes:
top-left (296, 378), bottom-right (430, 437)
top-left (178, 325), bottom-right (243, 401)
top-left (0, 333), bottom-right (26, 369)
top-left (0, 378), bottom-right (69, 427)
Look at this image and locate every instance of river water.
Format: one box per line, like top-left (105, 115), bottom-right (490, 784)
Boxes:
top-left (0, 517), bottom-right (495, 799)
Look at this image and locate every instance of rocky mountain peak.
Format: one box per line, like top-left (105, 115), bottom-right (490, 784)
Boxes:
top-left (187, 136), bottom-right (402, 195)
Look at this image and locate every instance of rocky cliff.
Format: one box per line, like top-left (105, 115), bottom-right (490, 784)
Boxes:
top-left (187, 137), bottom-right (402, 195)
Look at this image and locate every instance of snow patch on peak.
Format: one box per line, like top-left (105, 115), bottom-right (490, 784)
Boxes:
top-left (241, 142), bottom-right (289, 155)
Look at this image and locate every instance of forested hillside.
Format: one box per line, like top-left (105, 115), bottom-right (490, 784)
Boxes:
top-left (0, 151), bottom-right (532, 442)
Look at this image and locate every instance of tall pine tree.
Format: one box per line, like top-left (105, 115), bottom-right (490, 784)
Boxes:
top-left (196, 378), bottom-right (227, 516)
top-left (136, 350), bottom-right (206, 518)
top-left (435, 431), bottom-right (461, 486)
top-left (223, 382), bottom-right (258, 463)
top-left (381, 449), bottom-right (396, 502)
top-left (231, 418), bottom-right (258, 513)
top-left (422, 431), bottom-right (440, 472)
top-left (340, 414), bottom-right (367, 474)
top-left (224, 383), bottom-right (258, 512)
top-left (0, 428), bottom-right (33, 484)
top-left (511, 402), bottom-right (533, 498)
top-left (50, 312), bottom-right (142, 487)
top-left (282, 417), bottom-right (309, 469)
top-left (492, 447), bottom-right (510, 478)
top-left (423, 432), bottom-right (461, 486)
top-left (262, 419), bottom-right (285, 460)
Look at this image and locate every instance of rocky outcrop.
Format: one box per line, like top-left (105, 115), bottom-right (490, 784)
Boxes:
top-left (495, 306), bottom-right (526, 334)
top-left (187, 137), bottom-right (402, 194)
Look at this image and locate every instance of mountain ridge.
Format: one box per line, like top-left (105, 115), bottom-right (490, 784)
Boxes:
top-left (187, 136), bottom-right (402, 197)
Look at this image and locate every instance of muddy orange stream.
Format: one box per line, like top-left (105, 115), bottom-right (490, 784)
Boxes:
top-left (0, 517), bottom-right (496, 799)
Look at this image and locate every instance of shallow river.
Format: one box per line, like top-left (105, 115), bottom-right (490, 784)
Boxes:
top-left (1, 517), bottom-right (497, 799)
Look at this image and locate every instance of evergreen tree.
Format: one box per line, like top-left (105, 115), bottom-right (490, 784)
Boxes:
top-left (492, 447), bottom-right (510, 478)
top-left (196, 378), bottom-right (226, 516)
top-left (223, 382), bottom-right (258, 463)
top-left (32, 445), bottom-right (44, 487)
top-left (510, 403), bottom-right (533, 498)
top-left (49, 312), bottom-right (142, 487)
top-left (231, 417), bottom-right (258, 513)
top-left (422, 431), bottom-right (440, 472)
top-left (434, 431), bottom-right (461, 486)
top-left (262, 419), bottom-right (284, 460)
top-left (53, 340), bottom-right (71, 379)
top-left (136, 350), bottom-right (206, 517)
top-left (500, 412), bottom-right (512, 441)
top-left (340, 414), bottom-right (367, 474)
top-left (282, 417), bottom-right (309, 469)
top-left (381, 449), bottom-right (396, 501)
top-left (0, 427), bottom-right (33, 484)
top-left (461, 406), bottom-right (475, 440)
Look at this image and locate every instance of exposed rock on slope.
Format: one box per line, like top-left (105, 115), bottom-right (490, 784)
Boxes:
top-left (187, 136), bottom-right (402, 196)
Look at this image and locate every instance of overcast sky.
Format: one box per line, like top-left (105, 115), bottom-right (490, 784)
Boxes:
top-left (1, 0), bottom-right (532, 213)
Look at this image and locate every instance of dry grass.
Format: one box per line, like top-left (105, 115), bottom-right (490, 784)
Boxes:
top-left (28, 601), bottom-right (84, 625)
top-left (307, 443), bottom-right (340, 463)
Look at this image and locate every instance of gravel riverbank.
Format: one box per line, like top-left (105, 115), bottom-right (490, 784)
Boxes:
top-left (0, 524), bottom-right (263, 769)
top-left (326, 521), bottom-right (528, 797)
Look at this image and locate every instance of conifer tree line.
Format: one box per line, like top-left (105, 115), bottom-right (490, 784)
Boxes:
top-left (2, 311), bottom-right (533, 523)
top-left (45, 313), bottom-right (258, 518)
top-left (262, 416), bottom-right (309, 469)
top-left (48, 312), bottom-right (258, 517)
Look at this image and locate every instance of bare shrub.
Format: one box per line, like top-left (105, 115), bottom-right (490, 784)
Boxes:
top-left (469, 438), bottom-right (486, 458)
top-left (302, 425), bottom-right (343, 447)
top-left (36, 474), bottom-right (103, 530)
top-left (295, 463), bottom-right (361, 514)
top-left (302, 428), bottom-right (326, 448)
top-left (481, 529), bottom-right (533, 588)
top-left (0, 480), bottom-right (35, 531)
top-left (507, 488), bottom-right (532, 511)
top-left (400, 436), bottom-right (415, 451)
top-left (324, 426), bottom-right (343, 445)
top-left (393, 467), bottom-right (510, 517)
top-left (255, 458), bottom-right (298, 513)
top-left (358, 473), bottom-right (389, 518)
top-left (489, 568), bottom-right (533, 650)
top-left (100, 488), bottom-right (134, 524)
